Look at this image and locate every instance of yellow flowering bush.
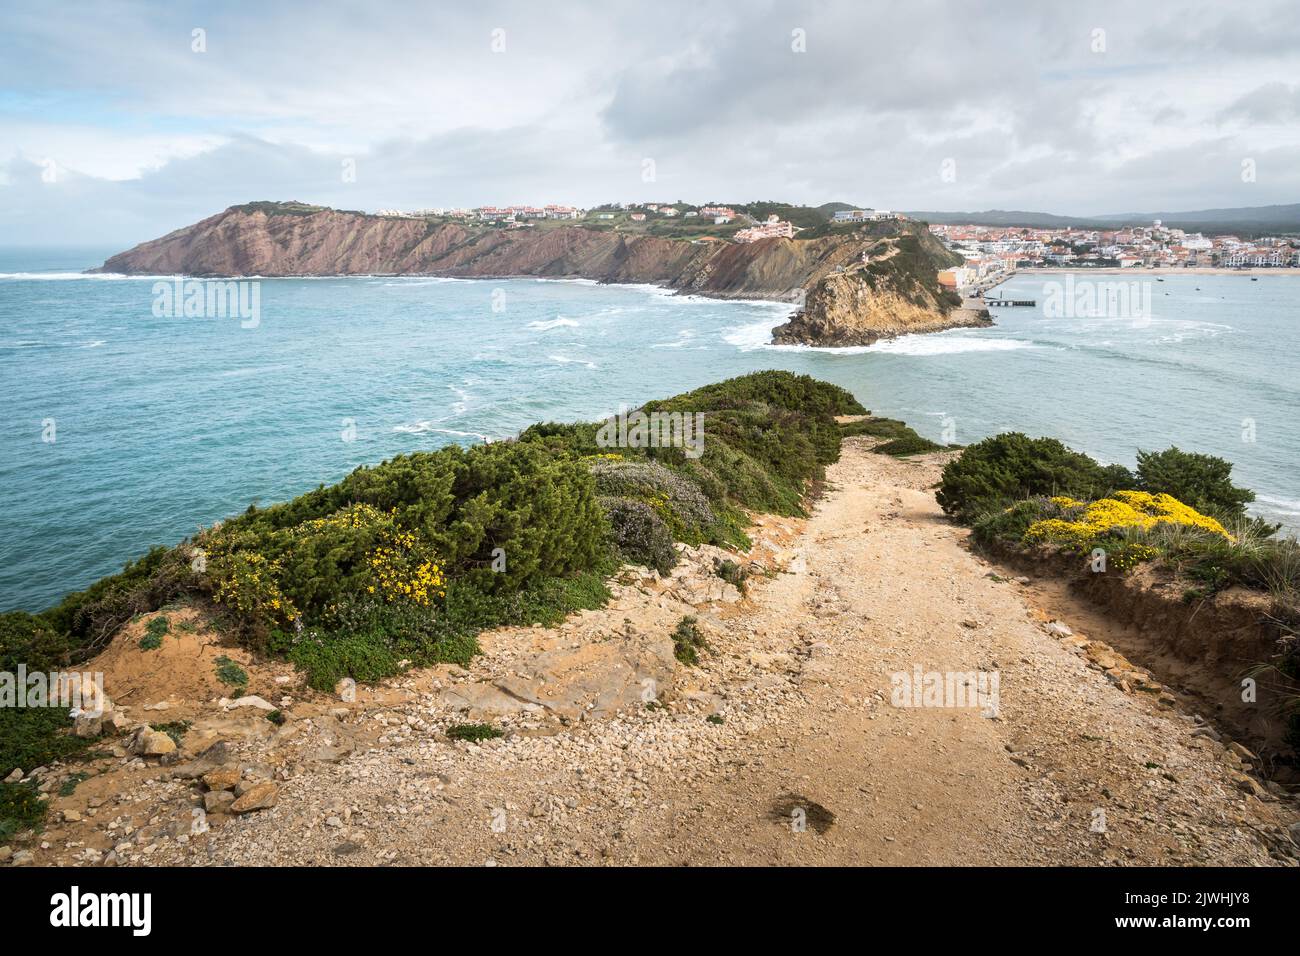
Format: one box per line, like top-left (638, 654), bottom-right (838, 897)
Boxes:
top-left (367, 532), bottom-right (446, 606)
top-left (202, 503), bottom-right (445, 636)
top-left (1105, 542), bottom-right (1161, 571)
top-left (207, 550), bottom-right (300, 628)
top-left (1025, 490), bottom-right (1231, 549)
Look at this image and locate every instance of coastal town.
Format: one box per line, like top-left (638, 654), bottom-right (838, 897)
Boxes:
top-left (371, 203), bottom-right (1300, 274)
top-left (930, 220), bottom-right (1300, 279)
top-left (370, 202), bottom-right (907, 243)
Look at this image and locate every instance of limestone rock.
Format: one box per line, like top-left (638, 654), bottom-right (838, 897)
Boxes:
top-left (130, 727), bottom-right (177, 757)
top-left (204, 790), bottom-right (236, 814)
top-left (230, 781), bottom-right (278, 813)
top-left (202, 768), bottom-right (242, 792)
top-left (222, 695), bottom-right (277, 711)
top-left (335, 678), bottom-right (357, 703)
top-left (73, 713), bottom-right (103, 738)
top-left (171, 741), bottom-right (232, 779)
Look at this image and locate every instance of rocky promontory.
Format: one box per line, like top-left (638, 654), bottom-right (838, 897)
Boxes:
top-left (95, 201), bottom-right (978, 347)
top-left (772, 234), bottom-right (991, 347)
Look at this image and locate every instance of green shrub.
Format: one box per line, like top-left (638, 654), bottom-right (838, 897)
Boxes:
top-left (0, 611), bottom-right (74, 673)
top-left (214, 655), bottom-right (248, 690)
top-left (971, 499), bottom-right (1049, 547)
top-left (0, 781), bottom-right (47, 839)
top-left (446, 723), bottom-right (503, 742)
top-left (671, 616), bottom-right (708, 665)
top-left (0, 707), bottom-right (89, 780)
top-left (640, 372), bottom-right (863, 516)
top-left (287, 598), bottom-right (479, 691)
top-left (588, 458), bottom-right (716, 543)
top-left (1135, 447), bottom-right (1256, 520)
top-left (139, 615), bottom-right (170, 650)
top-left (937, 433), bottom-right (1135, 523)
top-left (875, 434), bottom-right (945, 457)
top-left (601, 496), bottom-right (677, 574)
top-left (839, 417), bottom-right (912, 440)
top-left (58, 772), bottom-right (90, 797)
top-left (713, 558), bottom-right (748, 594)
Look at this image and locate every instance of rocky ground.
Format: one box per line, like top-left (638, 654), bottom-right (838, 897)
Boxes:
top-left (5, 438), bottom-right (1298, 867)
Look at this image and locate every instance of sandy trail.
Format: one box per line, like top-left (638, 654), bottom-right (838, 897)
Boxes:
top-left (105, 439), bottom-right (1294, 867)
top-left (600, 442), bottom-right (1291, 865)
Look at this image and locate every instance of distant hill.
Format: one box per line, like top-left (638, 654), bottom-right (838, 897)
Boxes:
top-left (905, 203), bottom-right (1300, 235)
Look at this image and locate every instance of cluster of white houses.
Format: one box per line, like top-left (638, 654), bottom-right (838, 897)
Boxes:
top-left (932, 221), bottom-right (1300, 270)
top-left (375, 205), bottom-right (581, 221)
top-left (832, 208), bottom-right (902, 223)
top-left (373, 201), bottom-right (807, 242)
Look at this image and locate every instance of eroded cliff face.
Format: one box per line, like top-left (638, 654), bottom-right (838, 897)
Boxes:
top-left (771, 236), bottom-right (990, 346)
top-left (98, 205), bottom-right (870, 301)
top-left (97, 204), bottom-right (977, 345)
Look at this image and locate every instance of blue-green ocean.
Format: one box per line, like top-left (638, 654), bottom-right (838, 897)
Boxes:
top-left (3, 246), bottom-right (1298, 611)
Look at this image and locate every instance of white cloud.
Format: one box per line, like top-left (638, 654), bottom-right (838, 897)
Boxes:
top-left (2, 0), bottom-right (1299, 245)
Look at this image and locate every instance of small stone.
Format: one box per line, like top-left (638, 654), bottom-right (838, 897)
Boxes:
top-left (335, 678), bottom-right (357, 703)
top-left (202, 768), bottom-right (242, 792)
top-left (203, 791), bottom-right (235, 814)
top-left (0, 847), bottom-right (11, 863)
top-left (11, 850), bottom-right (34, 866)
top-left (1227, 741), bottom-right (1258, 762)
top-left (1232, 773), bottom-right (1267, 798)
top-left (1045, 621), bottom-right (1073, 638)
top-left (73, 714), bottom-right (103, 738)
top-left (224, 695), bottom-right (277, 711)
top-left (3, 769), bottom-right (21, 784)
top-left (230, 781), bottom-right (278, 814)
top-left (131, 728), bottom-right (177, 757)
top-left (62, 809), bottom-right (82, 823)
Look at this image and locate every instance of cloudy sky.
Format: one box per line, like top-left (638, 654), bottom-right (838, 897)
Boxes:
top-left (3, 0), bottom-right (1299, 245)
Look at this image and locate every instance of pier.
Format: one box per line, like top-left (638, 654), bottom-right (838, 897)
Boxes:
top-left (982, 295), bottom-right (1036, 307)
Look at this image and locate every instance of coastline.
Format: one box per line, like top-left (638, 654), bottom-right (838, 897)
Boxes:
top-left (82, 268), bottom-right (805, 308)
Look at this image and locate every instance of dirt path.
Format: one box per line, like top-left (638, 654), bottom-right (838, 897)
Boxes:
top-left (33, 439), bottom-right (1297, 867)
